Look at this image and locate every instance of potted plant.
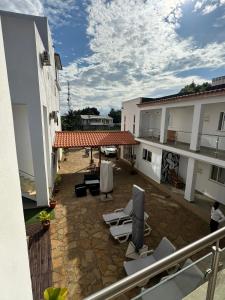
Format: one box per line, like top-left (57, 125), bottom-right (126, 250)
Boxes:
top-left (44, 287), bottom-right (68, 300)
top-left (49, 198), bottom-right (57, 209)
top-left (39, 210), bottom-right (51, 230)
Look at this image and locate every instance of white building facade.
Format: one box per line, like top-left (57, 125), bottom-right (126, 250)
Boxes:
top-left (121, 80), bottom-right (225, 204)
top-left (81, 115), bottom-right (113, 130)
top-left (0, 10), bottom-right (62, 207)
top-left (0, 15), bottom-right (33, 300)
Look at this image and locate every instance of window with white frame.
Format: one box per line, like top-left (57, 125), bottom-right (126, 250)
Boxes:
top-left (218, 112), bottom-right (225, 131)
top-left (142, 148), bottom-right (152, 162)
top-left (124, 115), bottom-right (126, 131)
top-left (210, 165), bottom-right (225, 184)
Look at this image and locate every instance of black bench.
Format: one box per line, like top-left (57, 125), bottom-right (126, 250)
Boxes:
top-left (74, 184), bottom-right (87, 197)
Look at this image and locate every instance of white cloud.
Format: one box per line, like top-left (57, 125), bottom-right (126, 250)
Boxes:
top-left (42, 0), bottom-right (77, 26)
top-left (0, 0), bottom-right (44, 15)
top-left (0, 0), bottom-right (76, 27)
top-left (193, 0), bottom-right (225, 15)
top-left (60, 0), bottom-right (225, 113)
top-left (202, 4), bottom-right (218, 14)
top-left (1, 0), bottom-right (225, 114)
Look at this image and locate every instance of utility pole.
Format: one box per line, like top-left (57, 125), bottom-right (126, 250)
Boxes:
top-left (67, 81), bottom-right (72, 111)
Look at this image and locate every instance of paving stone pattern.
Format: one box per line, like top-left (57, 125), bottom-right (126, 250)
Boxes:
top-left (51, 149), bottom-right (209, 299)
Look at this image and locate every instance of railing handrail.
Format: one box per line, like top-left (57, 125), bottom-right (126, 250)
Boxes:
top-left (140, 127), bottom-right (160, 131)
top-left (132, 252), bottom-right (213, 300)
top-left (140, 129), bottom-right (225, 138)
top-left (200, 133), bottom-right (225, 138)
top-left (19, 169), bottom-right (35, 178)
top-left (84, 227), bottom-right (225, 300)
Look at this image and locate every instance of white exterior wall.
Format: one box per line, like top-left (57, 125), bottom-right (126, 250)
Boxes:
top-left (196, 161), bottom-right (225, 205)
top-left (12, 104), bottom-right (34, 176)
top-left (122, 98), bottom-right (141, 136)
top-left (123, 93), bottom-right (225, 203)
top-left (201, 102), bottom-right (225, 149)
top-left (168, 106), bottom-right (193, 143)
top-left (135, 142), bottom-right (162, 183)
top-left (0, 18), bottom-right (33, 299)
top-left (167, 103), bottom-right (225, 148)
top-left (34, 23), bottom-right (61, 189)
top-left (141, 103), bottom-right (225, 148)
top-left (1, 12), bottom-right (61, 205)
top-left (178, 156), bottom-right (225, 204)
top-left (140, 109), bottom-right (161, 137)
top-left (178, 156), bottom-right (188, 181)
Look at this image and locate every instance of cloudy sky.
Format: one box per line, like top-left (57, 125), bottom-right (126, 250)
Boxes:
top-left (1, 0), bottom-right (225, 114)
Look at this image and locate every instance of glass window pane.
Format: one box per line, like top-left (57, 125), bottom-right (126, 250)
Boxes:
top-left (211, 166), bottom-right (218, 181)
top-left (143, 149), bottom-right (147, 160)
top-left (218, 112), bottom-right (224, 130)
top-left (147, 151), bottom-right (152, 162)
top-left (218, 168), bottom-right (225, 184)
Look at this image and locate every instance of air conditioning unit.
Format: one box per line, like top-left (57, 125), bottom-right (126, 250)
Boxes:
top-left (41, 51), bottom-right (51, 66)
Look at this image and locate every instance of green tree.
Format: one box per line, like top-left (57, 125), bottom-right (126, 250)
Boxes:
top-left (108, 108), bottom-right (121, 124)
top-left (179, 81), bottom-right (211, 94)
top-left (61, 107), bottom-right (100, 131)
top-left (80, 107), bottom-right (100, 115)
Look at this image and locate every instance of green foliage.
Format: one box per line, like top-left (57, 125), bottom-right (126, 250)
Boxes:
top-left (108, 108), bottom-right (121, 124)
top-left (24, 208), bottom-right (54, 225)
top-left (179, 81), bottom-right (211, 95)
top-left (44, 287), bottom-right (68, 300)
top-left (61, 107), bottom-right (100, 131)
top-left (38, 210), bottom-right (51, 222)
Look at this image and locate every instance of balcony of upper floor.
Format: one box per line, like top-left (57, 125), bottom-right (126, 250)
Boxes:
top-left (138, 102), bottom-right (225, 161)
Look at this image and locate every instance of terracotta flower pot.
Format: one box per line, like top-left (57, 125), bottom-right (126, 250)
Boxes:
top-left (42, 220), bottom-right (50, 230)
top-left (49, 200), bottom-right (57, 209)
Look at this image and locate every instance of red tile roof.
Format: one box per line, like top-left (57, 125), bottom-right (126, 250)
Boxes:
top-left (54, 131), bottom-right (138, 148)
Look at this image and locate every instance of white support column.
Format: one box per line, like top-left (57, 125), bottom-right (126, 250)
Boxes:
top-left (28, 103), bottom-right (49, 206)
top-left (0, 18), bottom-right (33, 300)
top-left (136, 109), bottom-right (141, 137)
top-left (190, 103), bottom-right (204, 151)
top-left (160, 107), bottom-right (169, 143)
top-left (184, 157), bottom-right (197, 202)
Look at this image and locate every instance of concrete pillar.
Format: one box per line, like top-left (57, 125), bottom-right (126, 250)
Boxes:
top-left (0, 18), bottom-right (33, 299)
top-left (190, 103), bottom-right (204, 151)
top-left (160, 107), bottom-right (169, 143)
top-left (136, 110), bottom-right (141, 137)
top-left (28, 103), bottom-right (49, 206)
top-left (184, 157), bottom-right (197, 202)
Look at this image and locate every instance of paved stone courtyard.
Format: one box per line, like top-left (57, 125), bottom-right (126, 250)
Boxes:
top-left (50, 149), bottom-right (209, 300)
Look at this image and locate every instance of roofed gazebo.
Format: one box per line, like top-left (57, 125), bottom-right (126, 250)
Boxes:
top-left (53, 130), bottom-right (138, 165)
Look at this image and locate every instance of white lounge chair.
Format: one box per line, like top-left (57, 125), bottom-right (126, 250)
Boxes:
top-left (109, 213), bottom-right (151, 243)
top-left (124, 237), bottom-right (176, 277)
top-left (103, 199), bottom-right (133, 226)
top-left (140, 259), bottom-right (204, 300)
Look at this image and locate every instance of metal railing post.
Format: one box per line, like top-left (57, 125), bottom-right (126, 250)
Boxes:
top-left (206, 241), bottom-right (221, 300)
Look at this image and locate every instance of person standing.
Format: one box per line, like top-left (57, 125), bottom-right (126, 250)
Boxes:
top-left (210, 202), bottom-right (225, 233)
